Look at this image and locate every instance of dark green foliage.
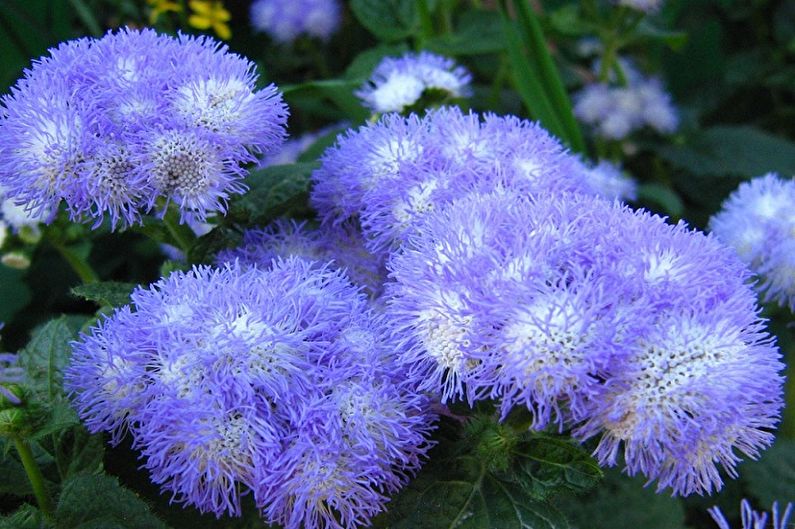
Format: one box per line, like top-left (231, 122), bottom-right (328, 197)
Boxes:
top-left (71, 282), bottom-right (137, 309)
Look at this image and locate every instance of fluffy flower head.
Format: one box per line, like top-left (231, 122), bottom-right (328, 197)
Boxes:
top-left (250, 0), bottom-right (342, 43)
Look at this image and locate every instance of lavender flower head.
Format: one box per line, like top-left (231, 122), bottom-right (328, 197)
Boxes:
top-left (574, 64), bottom-right (677, 140)
top-left (250, 0), bottom-right (342, 43)
top-left (709, 500), bottom-right (793, 529)
top-left (387, 186), bottom-right (783, 495)
top-left (66, 260), bottom-right (434, 524)
top-left (709, 173), bottom-right (795, 310)
top-left (312, 107), bottom-right (592, 255)
top-left (577, 159), bottom-right (638, 202)
top-left (356, 52), bottom-right (472, 113)
top-left (0, 28), bottom-right (288, 229)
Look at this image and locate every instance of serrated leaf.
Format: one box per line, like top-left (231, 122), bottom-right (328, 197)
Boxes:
top-left (20, 317), bottom-right (83, 401)
top-left (229, 163), bottom-right (317, 225)
top-left (56, 474), bottom-right (169, 529)
top-left (743, 438), bottom-right (795, 506)
top-left (655, 126), bottom-right (795, 177)
top-left (376, 453), bottom-right (570, 529)
top-left (71, 281), bottom-right (137, 308)
top-left (554, 468), bottom-right (687, 529)
top-left (0, 504), bottom-right (46, 529)
top-left (350, 0), bottom-right (418, 42)
top-left (509, 435), bottom-right (602, 500)
top-left (52, 425), bottom-right (104, 480)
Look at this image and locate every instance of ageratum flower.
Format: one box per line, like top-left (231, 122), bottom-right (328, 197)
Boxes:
top-left (577, 159), bottom-right (638, 202)
top-left (216, 219), bottom-right (387, 297)
top-left (574, 65), bottom-right (677, 140)
top-left (66, 260), bottom-right (434, 524)
top-left (356, 52), bottom-right (472, 113)
top-left (709, 173), bottom-right (795, 310)
top-left (575, 206), bottom-right (783, 496)
top-left (0, 28), bottom-right (287, 228)
top-left (709, 500), bottom-right (793, 529)
top-left (312, 107), bottom-right (590, 255)
top-left (250, 0), bottom-right (342, 43)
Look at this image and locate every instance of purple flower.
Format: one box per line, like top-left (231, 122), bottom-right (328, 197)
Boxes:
top-left (250, 0), bottom-right (342, 43)
top-left (217, 219), bottom-right (387, 298)
top-left (709, 173), bottom-right (795, 310)
top-left (312, 107), bottom-right (591, 255)
top-left (577, 159), bottom-right (638, 202)
top-left (356, 52), bottom-right (472, 113)
top-left (386, 187), bottom-right (783, 495)
top-left (0, 28), bottom-right (288, 229)
top-left (66, 259), bottom-right (435, 522)
top-left (709, 499), bottom-right (793, 529)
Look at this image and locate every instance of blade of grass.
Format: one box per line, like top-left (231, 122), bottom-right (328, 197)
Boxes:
top-left (510, 0), bottom-right (586, 153)
top-left (68, 0), bottom-right (103, 37)
top-left (498, 3), bottom-right (568, 143)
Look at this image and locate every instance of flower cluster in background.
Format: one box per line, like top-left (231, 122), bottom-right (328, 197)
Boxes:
top-left (709, 499), bottom-right (793, 529)
top-left (574, 59), bottom-right (678, 140)
top-left (617, 0), bottom-right (664, 13)
top-left (66, 260), bottom-right (435, 527)
top-left (250, 0), bottom-right (342, 43)
top-left (709, 173), bottom-right (795, 311)
top-left (0, 28), bottom-right (288, 229)
top-left (356, 52), bottom-right (472, 113)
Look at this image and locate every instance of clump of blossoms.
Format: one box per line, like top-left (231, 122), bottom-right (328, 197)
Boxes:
top-left (385, 189), bottom-right (784, 496)
top-left (216, 219), bottom-right (387, 298)
top-left (709, 173), bottom-right (795, 311)
top-left (709, 500), bottom-right (793, 529)
top-left (576, 159), bottom-right (638, 202)
top-left (356, 52), bottom-right (472, 113)
top-left (574, 62), bottom-right (678, 140)
top-left (311, 107), bottom-right (595, 255)
top-left (250, 0), bottom-right (341, 43)
top-left (0, 28), bottom-right (288, 229)
top-left (65, 259), bottom-right (435, 526)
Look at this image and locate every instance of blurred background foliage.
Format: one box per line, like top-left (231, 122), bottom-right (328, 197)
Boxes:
top-left (0, 1), bottom-right (793, 528)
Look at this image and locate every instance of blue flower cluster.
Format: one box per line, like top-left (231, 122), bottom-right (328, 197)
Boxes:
top-left (709, 173), bottom-right (795, 311)
top-left (250, 0), bottom-right (342, 43)
top-left (574, 60), bottom-right (677, 140)
top-left (709, 499), bottom-right (793, 529)
top-left (308, 107), bottom-right (784, 497)
top-left (66, 260), bottom-right (435, 526)
top-left (0, 28), bottom-right (288, 229)
top-left (356, 52), bottom-right (472, 113)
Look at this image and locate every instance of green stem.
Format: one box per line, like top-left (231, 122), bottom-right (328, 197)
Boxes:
top-left (13, 436), bottom-right (54, 519)
top-left (161, 208), bottom-right (195, 256)
top-left (415, 0), bottom-right (434, 48)
top-left (50, 240), bottom-right (99, 284)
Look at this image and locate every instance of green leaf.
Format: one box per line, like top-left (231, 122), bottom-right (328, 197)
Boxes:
top-left (636, 182), bottom-right (685, 218)
top-left (20, 317), bottom-right (83, 401)
top-left (509, 435), bottom-right (602, 501)
top-left (743, 438), bottom-right (795, 506)
top-left (0, 504), bottom-right (47, 529)
top-left (350, 0), bottom-right (418, 42)
top-left (426, 11), bottom-right (505, 55)
top-left (52, 426), bottom-right (104, 480)
top-left (554, 468), bottom-right (688, 529)
top-left (631, 21), bottom-right (688, 50)
top-left (56, 474), bottom-right (169, 529)
top-left (344, 44), bottom-right (411, 81)
top-left (0, 449), bottom-right (34, 496)
top-left (229, 163), bottom-right (317, 226)
top-left (0, 266), bottom-right (32, 322)
top-left (377, 453), bottom-right (570, 529)
top-left (655, 126), bottom-right (795, 177)
top-left (71, 281), bottom-right (137, 308)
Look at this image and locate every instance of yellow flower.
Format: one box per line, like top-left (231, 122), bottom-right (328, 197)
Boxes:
top-left (147, 0), bottom-right (182, 25)
top-left (188, 1), bottom-right (232, 40)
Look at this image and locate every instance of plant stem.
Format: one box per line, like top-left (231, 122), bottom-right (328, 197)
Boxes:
top-left (161, 207), bottom-right (196, 256)
top-left (415, 0), bottom-right (435, 48)
top-left (13, 436), bottom-right (54, 519)
top-left (50, 240), bottom-right (99, 284)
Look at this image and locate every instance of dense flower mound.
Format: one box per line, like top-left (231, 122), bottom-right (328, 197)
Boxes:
top-left (65, 259), bottom-right (435, 526)
top-left (216, 219), bottom-right (386, 298)
top-left (311, 107), bottom-right (598, 255)
top-left (574, 60), bottom-right (677, 140)
top-left (709, 499), bottom-right (793, 529)
top-left (356, 52), bottom-right (472, 113)
top-left (386, 190), bottom-right (784, 496)
top-left (709, 173), bottom-right (795, 311)
top-left (250, 0), bottom-right (341, 43)
top-left (0, 28), bottom-right (288, 228)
